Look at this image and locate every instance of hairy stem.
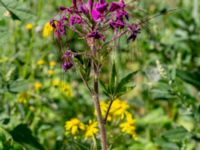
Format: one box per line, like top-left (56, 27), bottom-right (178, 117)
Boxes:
top-left (91, 44), bottom-right (107, 150)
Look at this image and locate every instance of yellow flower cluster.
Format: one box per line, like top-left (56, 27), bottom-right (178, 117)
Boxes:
top-left (52, 79), bottom-right (74, 97)
top-left (48, 61), bottom-right (57, 76)
top-left (100, 99), bottom-right (137, 139)
top-left (42, 22), bottom-right (53, 38)
top-left (65, 118), bottom-right (85, 135)
top-left (17, 92), bottom-right (29, 104)
top-left (120, 112), bottom-right (137, 140)
top-left (60, 82), bottom-right (74, 97)
top-left (85, 120), bottom-right (98, 139)
top-left (65, 118), bottom-right (98, 139)
top-left (100, 99), bottom-right (129, 121)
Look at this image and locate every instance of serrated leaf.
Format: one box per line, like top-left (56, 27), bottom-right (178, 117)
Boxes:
top-left (116, 71), bottom-right (137, 93)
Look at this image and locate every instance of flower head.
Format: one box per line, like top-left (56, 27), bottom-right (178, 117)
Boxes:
top-left (17, 92), bottom-right (29, 104)
top-left (37, 59), bottom-right (45, 65)
top-left (65, 118), bottom-right (85, 135)
top-left (49, 60), bottom-right (57, 67)
top-left (34, 82), bottom-right (43, 91)
top-left (60, 82), bottom-right (74, 97)
top-left (62, 51), bottom-right (73, 71)
top-left (25, 23), bottom-right (33, 30)
top-left (69, 14), bottom-right (83, 26)
top-left (84, 120), bottom-right (98, 139)
top-left (120, 112), bottom-right (137, 140)
top-left (127, 24), bottom-right (140, 42)
top-left (88, 31), bottom-right (105, 41)
top-left (110, 99), bottom-right (129, 119)
top-left (43, 22), bottom-right (53, 38)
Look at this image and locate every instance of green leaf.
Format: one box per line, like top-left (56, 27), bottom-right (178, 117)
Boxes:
top-left (109, 63), bottom-right (117, 94)
top-left (116, 71), bottom-right (137, 93)
top-left (0, 0), bottom-right (21, 20)
top-left (155, 137), bottom-right (180, 150)
top-left (8, 79), bottom-right (29, 93)
top-left (162, 126), bottom-right (191, 142)
top-left (177, 69), bottom-right (200, 90)
top-left (10, 124), bottom-right (44, 150)
top-left (0, 0), bottom-right (33, 20)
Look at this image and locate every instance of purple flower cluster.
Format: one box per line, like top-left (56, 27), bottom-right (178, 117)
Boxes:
top-left (62, 51), bottom-right (73, 71)
top-left (50, 0), bottom-right (141, 71)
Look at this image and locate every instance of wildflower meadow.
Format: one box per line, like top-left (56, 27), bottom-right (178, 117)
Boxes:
top-left (0, 0), bottom-right (200, 150)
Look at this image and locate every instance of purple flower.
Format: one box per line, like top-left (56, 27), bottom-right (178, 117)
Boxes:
top-left (116, 9), bottom-right (129, 20)
top-left (88, 31), bottom-right (105, 41)
top-left (80, 4), bottom-right (89, 14)
top-left (59, 6), bottom-right (67, 11)
top-left (91, 9), bottom-right (102, 21)
top-left (127, 24), bottom-right (140, 42)
top-left (96, 1), bottom-right (108, 13)
top-left (109, 0), bottom-right (125, 12)
top-left (50, 16), bottom-right (67, 39)
top-left (69, 15), bottom-right (83, 26)
top-left (50, 19), bottom-right (56, 28)
top-left (110, 19), bottom-right (125, 29)
top-left (62, 51), bottom-right (73, 71)
top-left (73, 0), bottom-right (77, 8)
top-left (91, 1), bottom-right (108, 22)
top-left (89, 0), bottom-right (94, 11)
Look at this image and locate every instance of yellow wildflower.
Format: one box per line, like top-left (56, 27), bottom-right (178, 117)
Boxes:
top-left (120, 112), bottom-right (137, 140)
top-left (42, 22), bottom-right (53, 38)
top-left (49, 61), bottom-right (57, 67)
top-left (37, 59), bottom-right (45, 65)
top-left (17, 92), bottom-right (29, 104)
top-left (110, 99), bottom-right (129, 119)
top-left (34, 82), bottom-right (43, 91)
top-left (60, 83), bottom-right (74, 97)
top-left (52, 79), bottom-right (60, 87)
top-left (48, 70), bottom-right (55, 75)
top-left (84, 120), bottom-right (98, 139)
top-left (99, 101), bottom-right (112, 121)
top-left (25, 23), bottom-right (33, 30)
top-left (65, 118), bottom-right (85, 135)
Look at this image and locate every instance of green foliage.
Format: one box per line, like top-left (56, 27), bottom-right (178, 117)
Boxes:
top-left (101, 63), bottom-right (137, 99)
top-left (0, 0), bottom-right (200, 149)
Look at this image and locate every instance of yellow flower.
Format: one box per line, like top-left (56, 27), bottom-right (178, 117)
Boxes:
top-left (65, 118), bottom-right (85, 135)
top-left (37, 59), bottom-right (45, 65)
top-left (52, 79), bottom-right (60, 87)
top-left (84, 120), bottom-right (98, 139)
top-left (34, 82), bottom-right (43, 91)
top-left (49, 61), bottom-right (57, 67)
top-left (48, 70), bottom-right (55, 75)
top-left (60, 83), bottom-right (74, 97)
top-left (17, 92), bottom-right (29, 104)
top-left (110, 99), bottom-right (129, 119)
top-left (99, 101), bottom-right (112, 121)
top-left (120, 112), bottom-right (137, 140)
top-left (25, 23), bottom-right (33, 30)
top-left (42, 22), bottom-right (53, 38)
